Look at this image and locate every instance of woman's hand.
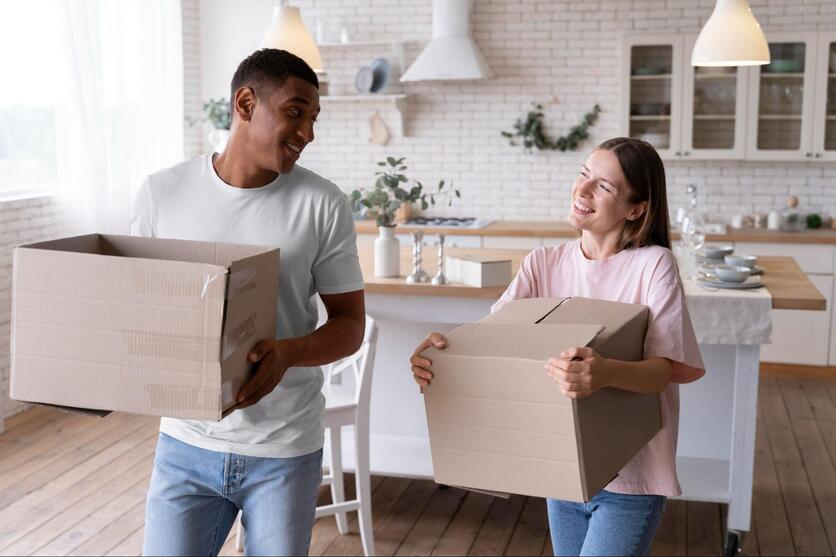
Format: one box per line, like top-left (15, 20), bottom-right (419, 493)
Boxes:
top-left (545, 346), bottom-right (613, 399)
top-left (409, 333), bottom-right (448, 392)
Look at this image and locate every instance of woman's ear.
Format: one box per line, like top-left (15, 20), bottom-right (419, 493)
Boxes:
top-left (626, 201), bottom-right (648, 222)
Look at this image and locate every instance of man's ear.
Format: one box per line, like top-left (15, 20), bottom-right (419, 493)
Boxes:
top-left (233, 87), bottom-right (256, 123)
top-left (627, 201), bottom-right (648, 222)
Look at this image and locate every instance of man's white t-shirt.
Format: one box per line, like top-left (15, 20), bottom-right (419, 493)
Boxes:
top-left (130, 153), bottom-right (365, 458)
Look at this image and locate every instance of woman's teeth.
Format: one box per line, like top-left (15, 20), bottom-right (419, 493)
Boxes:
top-left (574, 200), bottom-right (594, 213)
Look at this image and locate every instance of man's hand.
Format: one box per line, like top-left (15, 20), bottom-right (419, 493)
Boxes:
top-left (235, 338), bottom-right (301, 409)
top-left (544, 346), bottom-right (612, 399)
top-left (409, 332), bottom-right (448, 393)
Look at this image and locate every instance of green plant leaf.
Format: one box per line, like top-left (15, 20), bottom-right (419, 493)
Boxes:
top-left (386, 156), bottom-right (397, 166)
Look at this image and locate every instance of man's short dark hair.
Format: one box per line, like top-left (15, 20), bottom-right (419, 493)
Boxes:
top-left (230, 48), bottom-right (319, 108)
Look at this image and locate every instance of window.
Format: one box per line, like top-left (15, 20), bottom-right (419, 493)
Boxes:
top-left (0, 1), bottom-right (63, 196)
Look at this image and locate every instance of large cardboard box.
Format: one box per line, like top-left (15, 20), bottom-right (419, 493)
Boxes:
top-left (10, 234), bottom-right (280, 420)
top-left (422, 296), bottom-right (661, 502)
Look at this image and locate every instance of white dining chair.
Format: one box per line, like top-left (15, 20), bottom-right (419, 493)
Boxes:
top-left (235, 315), bottom-right (378, 556)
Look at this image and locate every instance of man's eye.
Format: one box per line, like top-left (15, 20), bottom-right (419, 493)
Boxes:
top-left (288, 108), bottom-right (301, 117)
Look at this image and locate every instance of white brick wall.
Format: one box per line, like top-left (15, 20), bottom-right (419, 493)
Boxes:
top-left (195, 0), bottom-right (836, 221)
top-left (0, 196), bottom-right (72, 423)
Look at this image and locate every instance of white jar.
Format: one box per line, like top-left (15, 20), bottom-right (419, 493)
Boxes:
top-left (374, 225), bottom-right (400, 277)
top-left (767, 210), bottom-right (782, 230)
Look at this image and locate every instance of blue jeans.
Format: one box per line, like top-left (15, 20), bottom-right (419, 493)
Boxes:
top-left (143, 433), bottom-right (323, 556)
top-left (547, 490), bottom-right (666, 556)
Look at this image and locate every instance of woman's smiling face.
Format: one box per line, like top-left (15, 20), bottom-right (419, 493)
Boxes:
top-left (568, 149), bottom-right (646, 234)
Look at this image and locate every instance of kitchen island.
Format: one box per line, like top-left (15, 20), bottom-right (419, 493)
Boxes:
top-left (333, 245), bottom-right (826, 555)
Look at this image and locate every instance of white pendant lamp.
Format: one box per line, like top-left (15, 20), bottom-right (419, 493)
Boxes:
top-left (691, 0), bottom-right (770, 67)
top-left (260, 0), bottom-right (323, 72)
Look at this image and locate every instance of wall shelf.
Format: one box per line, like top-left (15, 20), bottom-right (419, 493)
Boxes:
top-left (318, 40), bottom-right (408, 70)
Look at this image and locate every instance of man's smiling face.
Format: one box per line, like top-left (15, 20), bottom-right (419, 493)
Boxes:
top-left (246, 76), bottom-right (320, 174)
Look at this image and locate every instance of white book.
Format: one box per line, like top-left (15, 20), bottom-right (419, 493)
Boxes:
top-left (445, 254), bottom-right (512, 287)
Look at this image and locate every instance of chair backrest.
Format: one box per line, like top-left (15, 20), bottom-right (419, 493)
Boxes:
top-left (322, 315), bottom-right (378, 408)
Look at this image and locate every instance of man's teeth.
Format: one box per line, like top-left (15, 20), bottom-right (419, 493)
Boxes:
top-left (574, 200), bottom-right (594, 213)
top-left (287, 143), bottom-right (302, 154)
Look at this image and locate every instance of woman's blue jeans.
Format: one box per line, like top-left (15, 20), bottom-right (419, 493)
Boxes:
top-left (547, 490), bottom-right (666, 556)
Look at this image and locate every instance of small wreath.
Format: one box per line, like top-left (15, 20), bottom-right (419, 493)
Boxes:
top-left (502, 103), bottom-right (601, 152)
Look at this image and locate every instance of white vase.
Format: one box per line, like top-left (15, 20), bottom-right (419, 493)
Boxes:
top-left (208, 128), bottom-right (230, 153)
top-left (374, 225), bottom-right (400, 277)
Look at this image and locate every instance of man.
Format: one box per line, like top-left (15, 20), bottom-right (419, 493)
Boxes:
top-left (132, 49), bottom-right (365, 556)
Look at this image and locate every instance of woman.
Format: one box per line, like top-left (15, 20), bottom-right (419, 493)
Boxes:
top-left (409, 137), bottom-right (705, 556)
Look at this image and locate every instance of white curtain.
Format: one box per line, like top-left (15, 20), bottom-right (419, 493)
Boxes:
top-left (56, 0), bottom-right (184, 234)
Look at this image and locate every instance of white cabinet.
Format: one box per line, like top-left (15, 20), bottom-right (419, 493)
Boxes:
top-left (762, 274), bottom-right (832, 366)
top-left (812, 32), bottom-right (836, 162)
top-left (734, 242), bottom-right (832, 365)
top-left (733, 242), bottom-right (833, 274)
top-left (746, 34), bottom-right (819, 161)
top-left (624, 31), bottom-right (836, 162)
top-left (622, 35), bottom-right (749, 161)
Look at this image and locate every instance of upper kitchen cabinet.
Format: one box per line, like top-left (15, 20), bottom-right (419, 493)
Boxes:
top-left (812, 31), bottom-right (836, 162)
top-left (622, 35), bottom-right (748, 160)
top-left (621, 36), bottom-right (683, 160)
top-left (746, 34), bottom-right (818, 161)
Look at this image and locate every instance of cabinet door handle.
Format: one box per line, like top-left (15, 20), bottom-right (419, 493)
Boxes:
top-left (684, 151), bottom-right (691, 156)
top-left (675, 151), bottom-right (682, 156)
top-left (806, 152), bottom-right (813, 158)
top-left (815, 153), bottom-right (822, 158)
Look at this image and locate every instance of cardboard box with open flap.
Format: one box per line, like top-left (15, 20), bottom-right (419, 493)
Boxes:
top-left (422, 296), bottom-right (662, 502)
top-left (10, 233), bottom-right (280, 421)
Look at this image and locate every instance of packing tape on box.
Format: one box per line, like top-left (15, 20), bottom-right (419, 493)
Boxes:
top-left (126, 331), bottom-right (216, 360)
top-left (221, 313), bottom-right (257, 360)
top-left (227, 267), bottom-right (257, 298)
top-left (201, 271), bottom-right (225, 299)
top-left (129, 268), bottom-right (227, 300)
top-left (142, 384), bottom-right (217, 412)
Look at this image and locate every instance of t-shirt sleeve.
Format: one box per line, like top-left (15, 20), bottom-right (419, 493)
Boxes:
top-left (490, 250), bottom-right (539, 314)
top-left (644, 252), bottom-right (705, 383)
top-left (130, 177), bottom-right (155, 238)
top-left (312, 195), bottom-right (365, 295)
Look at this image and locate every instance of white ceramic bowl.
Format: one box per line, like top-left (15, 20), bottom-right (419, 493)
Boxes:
top-left (724, 254), bottom-right (758, 269)
top-left (700, 245), bottom-right (734, 260)
top-left (714, 264), bottom-right (751, 283)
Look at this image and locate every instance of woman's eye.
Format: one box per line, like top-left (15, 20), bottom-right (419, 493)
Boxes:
top-left (599, 184), bottom-right (611, 193)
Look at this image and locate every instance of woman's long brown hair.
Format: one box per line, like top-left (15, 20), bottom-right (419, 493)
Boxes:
top-left (597, 137), bottom-right (671, 250)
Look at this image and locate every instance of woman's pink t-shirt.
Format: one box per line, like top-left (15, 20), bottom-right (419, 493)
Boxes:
top-left (492, 238), bottom-right (705, 497)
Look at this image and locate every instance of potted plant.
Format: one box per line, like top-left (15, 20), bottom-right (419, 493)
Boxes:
top-left (202, 97), bottom-right (231, 153)
top-left (348, 156), bottom-right (460, 277)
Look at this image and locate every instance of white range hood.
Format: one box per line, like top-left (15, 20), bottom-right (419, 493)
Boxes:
top-left (400, 0), bottom-right (494, 82)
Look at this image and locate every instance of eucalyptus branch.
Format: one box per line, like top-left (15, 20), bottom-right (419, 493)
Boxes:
top-left (502, 103), bottom-right (601, 152)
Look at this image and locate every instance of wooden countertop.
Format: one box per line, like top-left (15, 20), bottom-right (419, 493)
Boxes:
top-left (360, 246), bottom-right (826, 311)
top-left (355, 220), bottom-right (836, 244)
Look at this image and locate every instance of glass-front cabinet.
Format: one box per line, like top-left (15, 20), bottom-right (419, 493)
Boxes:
top-left (621, 36), bottom-right (683, 160)
top-left (622, 35), bottom-right (747, 160)
top-left (813, 32), bottom-right (836, 161)
top-left (623, 32), bottom-right (836, 162)
top-left (746, 35), bottom-right (817, 160)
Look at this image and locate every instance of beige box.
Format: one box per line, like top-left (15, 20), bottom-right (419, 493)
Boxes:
top-left (10, 233), bottom-right (280, 421)
top-left (445, 254), bottom-right (512, 287)
top-left (422, 297), bottom-right (661, 502)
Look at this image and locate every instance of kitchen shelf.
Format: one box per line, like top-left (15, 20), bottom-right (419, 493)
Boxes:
top-left (760, 72), bottom-right (805, 78)
top-left (693, 114), bottom-right (736, 120)
top-left (630, 74), bottom-right (672, 80)
top-left (318, 40), bottom-right (407, 69)
top-left (758, 114), bottom-right (803, 120)
top-left (320, 94), bottom-right (408, 136)
top-left (630, 115), bottom-right (671, 120)
top-left (694, 74), bottom-right (737, 79)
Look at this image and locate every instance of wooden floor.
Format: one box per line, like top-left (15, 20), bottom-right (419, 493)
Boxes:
top-left (0, 374), bottom-right (834, 556)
